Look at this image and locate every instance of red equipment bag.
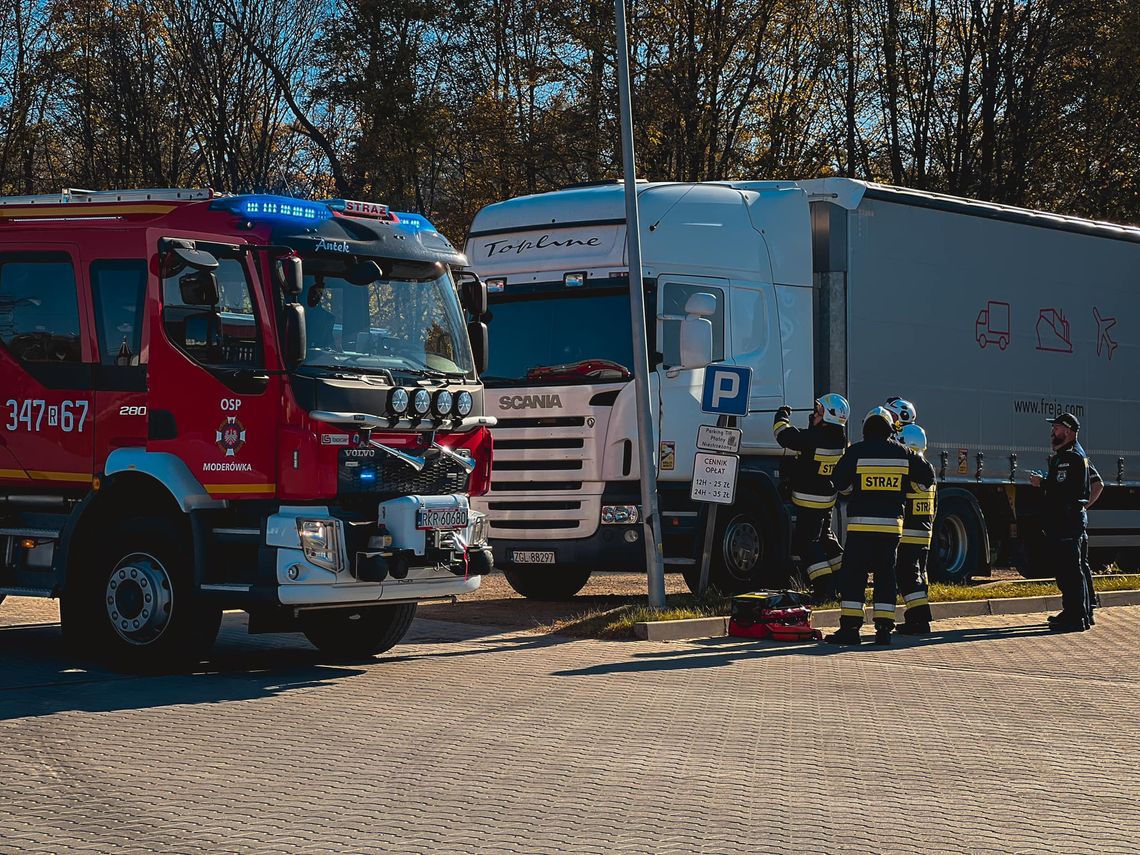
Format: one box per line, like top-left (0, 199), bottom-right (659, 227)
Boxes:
top-left (728, 590), bottom-right (823, 641)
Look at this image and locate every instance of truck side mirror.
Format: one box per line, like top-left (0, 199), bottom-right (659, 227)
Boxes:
top-left (679, 291), bottom-right (715, 368)
top-left (278, 256), bottom-right (304, 296)
top-left (459, 274), bottom-right (488, 316)
top-left (467, 320), bottom-right (488, 375)
top-left (178, 270), bottom-right (220, 307)
top-left (282, 303), bottom-right (308, 367)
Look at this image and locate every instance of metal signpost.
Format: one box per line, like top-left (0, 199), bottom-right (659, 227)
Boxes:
top-left (614, 0), bottom-right (666, 608)
top-left (694, 366), bottom-right (752, 594)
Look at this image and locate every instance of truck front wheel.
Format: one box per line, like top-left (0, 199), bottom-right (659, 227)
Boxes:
top-left (300, 602), bottom-right (417, 658)
top-left (62, 517), bottom-right (222, 670)
top-left (502, 566), bottom-right (592, 600)
top-left (688, 491), bottom-right (774, 595)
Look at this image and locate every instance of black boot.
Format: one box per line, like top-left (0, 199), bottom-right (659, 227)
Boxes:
top-left (825, 627), bottom-right (861, 646)
top-left (874, 621), bottom-right (893, 645)
top-left (895, 621), bottom-right (931, 635)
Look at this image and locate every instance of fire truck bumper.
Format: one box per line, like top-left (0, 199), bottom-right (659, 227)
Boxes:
top-left (262, 499), bottom-right (491, 607)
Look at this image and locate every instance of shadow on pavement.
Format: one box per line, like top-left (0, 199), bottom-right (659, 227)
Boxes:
top-left (552, 623), bottom-right (1054, 677)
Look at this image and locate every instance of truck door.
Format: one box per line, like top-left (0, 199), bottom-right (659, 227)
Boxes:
top-left (144, 239), bottom-right (280, 501)
top-left (0, 245), bottom-right (95, 491)
top-left (730, 282), bottom-right (785, 450)
top-left (656, 276), bottom-right (727, 482)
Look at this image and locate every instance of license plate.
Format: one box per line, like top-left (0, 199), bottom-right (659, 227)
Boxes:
top-left (416, 507), bottom-right (469, 530)
top-left (512, 550), bottom-right (555, 564)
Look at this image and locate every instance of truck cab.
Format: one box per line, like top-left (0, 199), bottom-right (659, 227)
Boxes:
top-left (466, 181), bottom-right (814, 597)
top-left (0, 189), bottom-right (494, 667)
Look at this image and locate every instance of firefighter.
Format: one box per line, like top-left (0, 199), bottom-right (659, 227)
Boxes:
top-left (894, 424), bottom-right (935, 635)
top-left (826, 407), bottom-right (936, 646)
top-left (773, 394), bottom-right (849, 603)
top-left (884, 396), bottom-right (918, 435)
top-left (1029, 413), bottom-right (1091, 632)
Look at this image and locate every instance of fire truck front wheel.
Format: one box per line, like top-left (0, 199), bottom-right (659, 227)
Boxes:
top-left (62, 517), bottom-right (222, 669)
top-left (299, 602), bottom-right (418, 659)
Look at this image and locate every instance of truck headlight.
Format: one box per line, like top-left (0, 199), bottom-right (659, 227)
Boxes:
top-left (296, 518), bottom-right (344, 572)
top-left (601, 504), bottom-right (640, 524)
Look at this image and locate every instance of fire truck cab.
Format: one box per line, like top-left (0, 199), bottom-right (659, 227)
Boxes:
top-left (0, 188), bottom-right (494, 668)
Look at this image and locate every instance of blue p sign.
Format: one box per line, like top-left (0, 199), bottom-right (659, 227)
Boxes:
top-left (701, 365), bottom-right (752, 416)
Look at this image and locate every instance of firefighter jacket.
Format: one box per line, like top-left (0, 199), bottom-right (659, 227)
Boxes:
top-left (772, 411), bottom-right (847, 510)
top-left (1042, 440), bottom-right (1091, 533)
top-left (901, 477), bottom-right (937, 546)
top-left (832, 438), bottom-right (937, 535)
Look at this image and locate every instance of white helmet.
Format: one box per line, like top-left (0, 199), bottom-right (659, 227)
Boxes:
top-left (815, 393), bottom-right (849, 426)
top-left (864, 406), bottom-right (894, 430)
top-left (884, 396), bottom-right (917, 432)
top-left (898, 423), bottom-right (928, 455)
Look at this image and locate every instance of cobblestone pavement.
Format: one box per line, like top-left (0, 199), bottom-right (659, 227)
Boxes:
top-left (1, 597), bottom-right (1137, 854)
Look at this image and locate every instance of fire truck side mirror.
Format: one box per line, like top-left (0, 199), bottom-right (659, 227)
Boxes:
top-left (459, 275), bottom-right (488, 317)
top-left (467, 320), bottom-right (488, 375)
top-left (178, 270), bottom-right (220, 307)
top-left (278, 256), bottom-right (304, 296)
top-left (283, 303), bottom-right (308, 367)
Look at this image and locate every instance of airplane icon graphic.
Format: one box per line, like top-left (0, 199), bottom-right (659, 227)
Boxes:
top-left (1094, 307), bottom-right (1118, 360)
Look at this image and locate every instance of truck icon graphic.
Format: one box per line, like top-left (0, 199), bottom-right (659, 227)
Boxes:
top-left (1036, 307), bottom-right (1073, 353)
top-left (976, 301), bottom-right (1010, 349)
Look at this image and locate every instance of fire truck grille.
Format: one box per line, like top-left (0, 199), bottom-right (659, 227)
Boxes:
top-left (338, 448), bottom-right (470, 497)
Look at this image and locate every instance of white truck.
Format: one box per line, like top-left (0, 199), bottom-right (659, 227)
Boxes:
top-left (465, 178), bottom-right (1140, 598)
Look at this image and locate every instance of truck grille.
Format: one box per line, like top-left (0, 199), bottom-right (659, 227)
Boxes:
top-left (338, 448), bottom-right (469, 497)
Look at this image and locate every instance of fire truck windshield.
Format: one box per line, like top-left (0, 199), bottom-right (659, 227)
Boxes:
top-left (294, 262), bottom-right (474, 378)
top-left (482, 286), bottom-right (639, 387)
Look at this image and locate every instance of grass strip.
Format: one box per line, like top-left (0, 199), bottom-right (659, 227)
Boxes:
top-left (543, 574), bottom-right (1140, 640)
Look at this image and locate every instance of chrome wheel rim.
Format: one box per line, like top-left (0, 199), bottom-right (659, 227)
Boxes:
top-left (104, 552), bottom-right (174, 645)
top-left (722, 516), bottom-right (762, 582)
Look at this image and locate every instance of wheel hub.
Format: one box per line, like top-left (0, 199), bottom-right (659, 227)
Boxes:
top-left (104, 553), bottom-right (173, 645)
top-left (937, 515), bottom-right (968, 578)
top-left (722, 516), bottom-right (762, 582)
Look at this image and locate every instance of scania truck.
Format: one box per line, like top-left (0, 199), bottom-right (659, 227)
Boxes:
top-left (0, 188), bottom-right (494, 667)
top-left (465, 178), bottom-right (1140, 598)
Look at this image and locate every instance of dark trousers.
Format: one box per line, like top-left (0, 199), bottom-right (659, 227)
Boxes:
top-left (1051, 530), bottom-right (1089, 626)
top-left (793, 506), bottom-right (843, 597)
top-left (1079, 532), bottom-right (1095, 623)
top-left (895, 544), bottom-right (931, 624)
top-left (838, 532), bottom-right (900, 630)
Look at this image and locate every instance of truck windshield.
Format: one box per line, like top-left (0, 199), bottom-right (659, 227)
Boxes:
top-left (295, 260), bottom-right (474, 377)
top-left (484, 285), bottom-right (639, 386)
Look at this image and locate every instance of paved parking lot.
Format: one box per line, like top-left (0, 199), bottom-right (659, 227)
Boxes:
top-left (1, 597), bottom-right (1137, 854)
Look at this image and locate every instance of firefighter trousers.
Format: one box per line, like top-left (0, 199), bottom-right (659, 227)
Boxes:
top-left (895, 544), bottom-right (931, 624)
top-left (838, 532), bottom-right (900, 630)
top-left (793, 506), bottom-right (843, 597)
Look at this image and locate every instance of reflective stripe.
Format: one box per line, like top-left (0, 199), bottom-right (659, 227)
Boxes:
top-left (904, 597), bottom-right (929, 608)
top-left (815, 448), bottom-right (845, 457)
top-left (874, 602), bottom-right (896, 612)
top-left (857, 458), bottom-right (910, 467)
top-left (873, 609), bottom-right (896, 620)
top-left (828, 556), bottom-right (844, 568)
top-left (848, 516), bottom-right (902, 535)
top-left (841, 600), bottom-right (864, 610)
top-left (906, 491), bottom-right (934, 499)
top-left (904, 590), bottom-right (929, 602)
top-left (807, 563), bottom-right (832, 580)
top-left (773, 421), bottom-right (791, 436)
top-left (901, 533), bottom-right (932, 545)
top-left (793, 491), bottom-right (837, 509)
top-left (841, 607), bottom-right (865, 618)
top-left (838, 486), bottom-right (853, 495)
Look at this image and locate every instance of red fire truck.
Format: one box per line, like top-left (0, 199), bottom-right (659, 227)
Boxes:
top-left (0, 188), bottom-right (494, 668)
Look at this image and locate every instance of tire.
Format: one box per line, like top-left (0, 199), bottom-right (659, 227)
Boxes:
top-left (300, 602), bottom-right (417, 658)
top-left (61, 516), bottom-right (222, 670)
top-left (702, 490), bottom-right (777, 595)
top-left (930, 494), bottom-right (985, 583)
top-left (502, 566), bottom-right (591, 600)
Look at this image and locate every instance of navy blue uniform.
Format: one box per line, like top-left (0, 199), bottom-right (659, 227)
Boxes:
top-left (773, 410), bottom-right (846, 596)
top-left (831, 438), bottom-right (936, 630)
top-left (1041, 440), bottom-right (1092, 627)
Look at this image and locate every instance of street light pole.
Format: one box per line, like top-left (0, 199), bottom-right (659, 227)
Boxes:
top-left (614, 0), bottom-right (666, 608)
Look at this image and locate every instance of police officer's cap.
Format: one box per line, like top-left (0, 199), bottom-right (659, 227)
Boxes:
top-left (1047, 412), bottom-right (1080, 432)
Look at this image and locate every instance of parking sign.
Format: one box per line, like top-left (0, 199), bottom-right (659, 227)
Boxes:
top-left (700, 365), bottom-right (752, 416)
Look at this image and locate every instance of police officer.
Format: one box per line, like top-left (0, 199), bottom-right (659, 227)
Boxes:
top-left (773, 394), bottom-right (849, 603)
top-left (894, 424), bottom-right (935, 635)
top-left (1029, 413), bottom-right (1091, 632)
top-left (1082, 464), bottom-right (1105, 625)
top-left (826, 407), bottom-right (936, 646)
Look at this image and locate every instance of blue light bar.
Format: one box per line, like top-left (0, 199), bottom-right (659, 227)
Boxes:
top-left (392, 212), bottom-right (438, 233)
top-left (211, 194), bottom-right (332, 224)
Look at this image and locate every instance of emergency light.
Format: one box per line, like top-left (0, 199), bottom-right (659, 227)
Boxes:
top-left (211, 194), bottom-right (331, 224)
